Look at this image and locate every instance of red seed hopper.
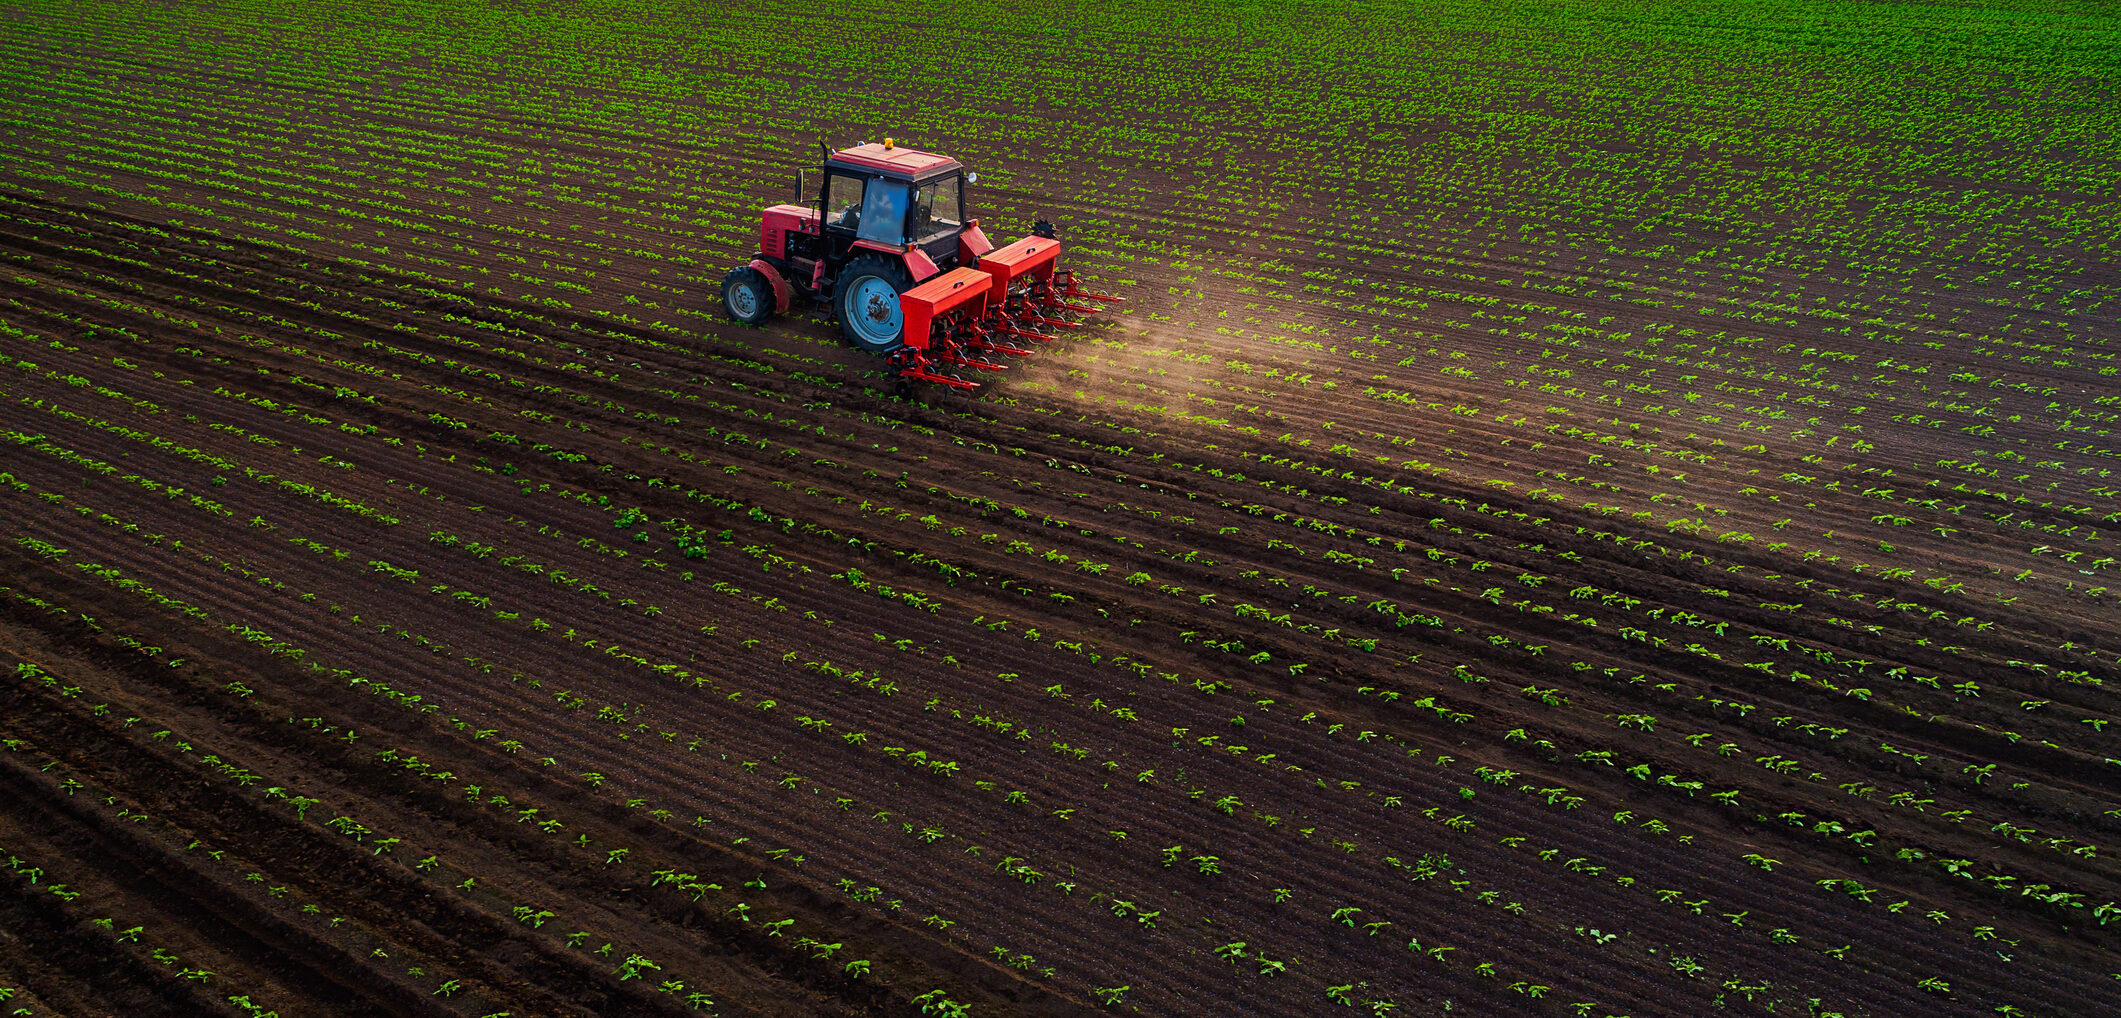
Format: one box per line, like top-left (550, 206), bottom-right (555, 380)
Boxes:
top-left (890, 230), bottom-right (1124, 388)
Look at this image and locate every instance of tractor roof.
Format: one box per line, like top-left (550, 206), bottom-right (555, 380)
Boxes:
top-left (828, 142), bottom-right (961, 180)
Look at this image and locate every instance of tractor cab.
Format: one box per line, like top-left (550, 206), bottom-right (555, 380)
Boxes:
top-left (819, 141), bottom-right (977, 266)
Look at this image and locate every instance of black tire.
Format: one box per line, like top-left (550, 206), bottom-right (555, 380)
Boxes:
top-left (833, 253), bottom-right (913, 353)
top-left (721, 265), bottom-right (773, 325)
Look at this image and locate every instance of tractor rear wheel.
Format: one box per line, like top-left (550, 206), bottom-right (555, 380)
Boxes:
top-left (721, 265), bottom-right (772, 325)
top-left (834, 254), bottom-right (913, 353)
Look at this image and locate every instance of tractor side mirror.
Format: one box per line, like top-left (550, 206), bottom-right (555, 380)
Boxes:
top-left (966, 172), bottom-right (978, 184)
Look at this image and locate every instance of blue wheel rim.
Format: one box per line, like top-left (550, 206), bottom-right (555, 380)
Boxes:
top-left (728, 279), bottom-right (759, 318)
top-left (844, 274), bottom-right (903, 349)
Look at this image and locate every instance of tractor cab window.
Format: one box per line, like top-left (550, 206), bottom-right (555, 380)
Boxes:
top-left (826, 174), bottom-right (865, 231)
top-left (856, 179), bottom-right (909, 246)
top-left (909, 176), bottom-right (963, 243)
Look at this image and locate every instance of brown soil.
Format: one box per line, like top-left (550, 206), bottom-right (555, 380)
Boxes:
top-left (1, 11), bottom-right (2117, 1017)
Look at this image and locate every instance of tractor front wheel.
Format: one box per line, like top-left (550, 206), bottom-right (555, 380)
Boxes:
top-left (834, 254), bottom-right (912, 353)
top-left (721, 265), bottom-right (772, 325)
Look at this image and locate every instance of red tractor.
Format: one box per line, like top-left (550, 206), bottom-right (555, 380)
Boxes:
top-left (720, 139), bottom-right (1120, 389)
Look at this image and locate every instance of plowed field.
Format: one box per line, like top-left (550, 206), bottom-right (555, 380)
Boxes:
top-left (3, 1), bottom-right (2119, 1016)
